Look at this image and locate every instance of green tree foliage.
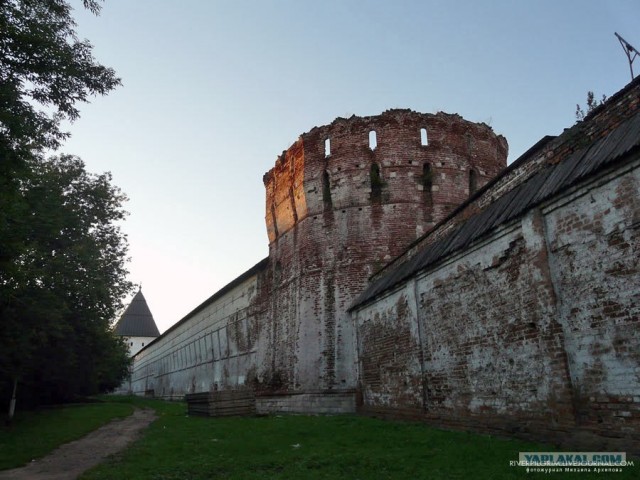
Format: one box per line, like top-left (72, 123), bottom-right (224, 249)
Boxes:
top-left (1, 0), bottom-right (120, 276)
top-left (0, 1), bottom-right (131, 411)
top-left (0, 0), bottom-right (120, 154)
top-left (1, 155), bottom-right (133, 407)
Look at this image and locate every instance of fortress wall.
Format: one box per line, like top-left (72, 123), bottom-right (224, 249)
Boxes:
top-left (355, 286), bottom-right (425, 411)
top-left (130, 268), bottom-right (264, 399)
top-left (300, 111), bottom-right (507, 218)
top-left (543, 163), bottom-right (640, 432)
top-left (259, 110), bottom-right (507, 396)
top-left (125, 79), bottom-right (639, 449)
top-left (264, 138), bottom-right (306, 243)
top-left (352, 150), bottom-right (640, 450)
top-left (387, 79), bottom-right (640, 277)
top-left (355, 207), bottom-right (571, 420)
top-left (123, 336), bottom-right (157, 357)
top-left (265, 111), bottom-right (507, 241)
top-left (128, 109), bottom-right (507, 410)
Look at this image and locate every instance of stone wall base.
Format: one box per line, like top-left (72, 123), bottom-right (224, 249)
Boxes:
top-left (359, 406), bottom-right (640, 456)
top-left (256, 390), bottom-right (356, 414)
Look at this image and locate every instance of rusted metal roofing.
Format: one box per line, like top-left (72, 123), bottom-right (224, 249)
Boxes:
top-left (350, 109), bottom-right (640, 311)
top-left (114, 289), bottom-right (160, 337)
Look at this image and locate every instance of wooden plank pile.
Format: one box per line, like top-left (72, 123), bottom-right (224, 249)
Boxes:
top-left (185, 390), bottom-right (256, 417)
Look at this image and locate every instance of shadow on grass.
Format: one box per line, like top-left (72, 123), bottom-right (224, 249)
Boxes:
top-left (0, 399), bottom-right (136, 470)
top-left (81, 398), bottom-right (640, 480)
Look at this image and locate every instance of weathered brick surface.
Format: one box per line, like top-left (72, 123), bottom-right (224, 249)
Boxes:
top-left (128, 78), bottom-right (639, 451)
top-left (377, 79), bottom-right (640, 280)
top-left (544, 166), bottom-right (640, 434)
top-left (255, 391), bottom-right (357, 414)
top-left (352, 80), bottom-right (640, 452)
top-left (130, 273), bottom-right (261, 398)
top-left (260, 110), bottom-right (506, 394)
top-left (355, 163), bottom-right (640, 451)
top-left (128, 110), bottom-right (507, 411)
top-left (355, 210), bottom-right (575, 432)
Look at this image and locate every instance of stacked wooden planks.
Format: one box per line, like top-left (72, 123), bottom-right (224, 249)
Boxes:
top-left (185, 390), bottom-right (256, 417)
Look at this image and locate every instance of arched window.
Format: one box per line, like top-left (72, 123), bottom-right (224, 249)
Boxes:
top-left (469, 169), bottom-right (478, 196)
top-left (420, 127), bottom-right (428, 146)
top-left (369, 130), bottom-right (377, 150)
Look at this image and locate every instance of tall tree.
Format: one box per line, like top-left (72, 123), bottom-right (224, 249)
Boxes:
top-left (1, 0), bottom-right (121, 281)
top-left (0, 0), bottom-right (120, 154)
top-left (0, 1), bottom-right (131, 414)
top-left (1, 155), bottom-right (133, 408)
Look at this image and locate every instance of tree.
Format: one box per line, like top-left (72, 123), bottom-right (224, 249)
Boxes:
top-left (0, 1), bottom-right (131, 416)
top-left (0, 0), bottom-right (120, 155)
top-left (0, 155), bottom-right (132, 409)
top-left (1, 0), bottom-right (121, 289)
top-left (575, 91), bottom-right (608, 122)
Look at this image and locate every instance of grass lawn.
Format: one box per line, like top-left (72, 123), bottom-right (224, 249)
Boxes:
top-left (81, 397), bottom-right (638, 480)
top-left (0, 400), bottom-right (134, 470)
top-left (2, 396), bottom-right (636, 479)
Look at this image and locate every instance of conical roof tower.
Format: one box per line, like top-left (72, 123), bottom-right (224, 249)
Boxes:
top-left (114, 288), bottom-right (160, 338)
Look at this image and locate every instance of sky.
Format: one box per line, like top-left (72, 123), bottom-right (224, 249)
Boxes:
top-left (61, 0), bottom-right (640, 333)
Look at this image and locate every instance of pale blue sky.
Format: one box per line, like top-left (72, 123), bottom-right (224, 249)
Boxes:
top-left (62, 0), bottom-right (639, 332)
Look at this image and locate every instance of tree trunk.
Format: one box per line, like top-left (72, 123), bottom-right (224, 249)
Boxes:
top-left (7, 378), bottom-right (17, 425)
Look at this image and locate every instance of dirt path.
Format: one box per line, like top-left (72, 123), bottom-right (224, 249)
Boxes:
top-left (0, 408), bottom-right (157, 480)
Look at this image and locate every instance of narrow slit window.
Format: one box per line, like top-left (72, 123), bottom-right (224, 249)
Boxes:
top-left (370, 162), bottom-right (383, 200)
top-left (469, 169), bottom-right (478, 196)
top-left (275, 261), bottom-right (282, 284)
top-left (289, 186), bottom-right (298, 222)
top-left (369, 130), bottom-right (377, 150)
top-left (422, 163), bottom-right (433, 192)
top-left (322, 170), bottom-right (332, 208)
top-left (324, 138), bottom-right (331, 157)
top-left (420, 128), bottom-right (428, 146)
top-left (271, 203), bottom-right (279, 238)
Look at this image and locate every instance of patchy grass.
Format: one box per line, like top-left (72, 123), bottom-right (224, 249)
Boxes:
top-left (83, 398), bottom-right (638, 480)
top-left (0, 400), bottom-right (134, 470)
top-left (3, 396), bottom-right (636, 479)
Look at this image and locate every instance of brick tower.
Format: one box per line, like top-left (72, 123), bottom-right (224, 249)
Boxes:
top-left (257, 110), bottom-right (508, 396)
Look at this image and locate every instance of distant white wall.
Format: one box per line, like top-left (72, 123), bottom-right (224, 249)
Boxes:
top-left (123, 336), bottom-right (157, 357)
top-left (130, 273), bottom-right (260, 399)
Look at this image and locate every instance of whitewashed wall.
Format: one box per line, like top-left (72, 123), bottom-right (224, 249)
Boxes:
top-left (352, 159), bottom-right (640, 446)
top-left (122, 336), bottom-right (157, 357)
top-left (130, 273), bottom-right (261, 399)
